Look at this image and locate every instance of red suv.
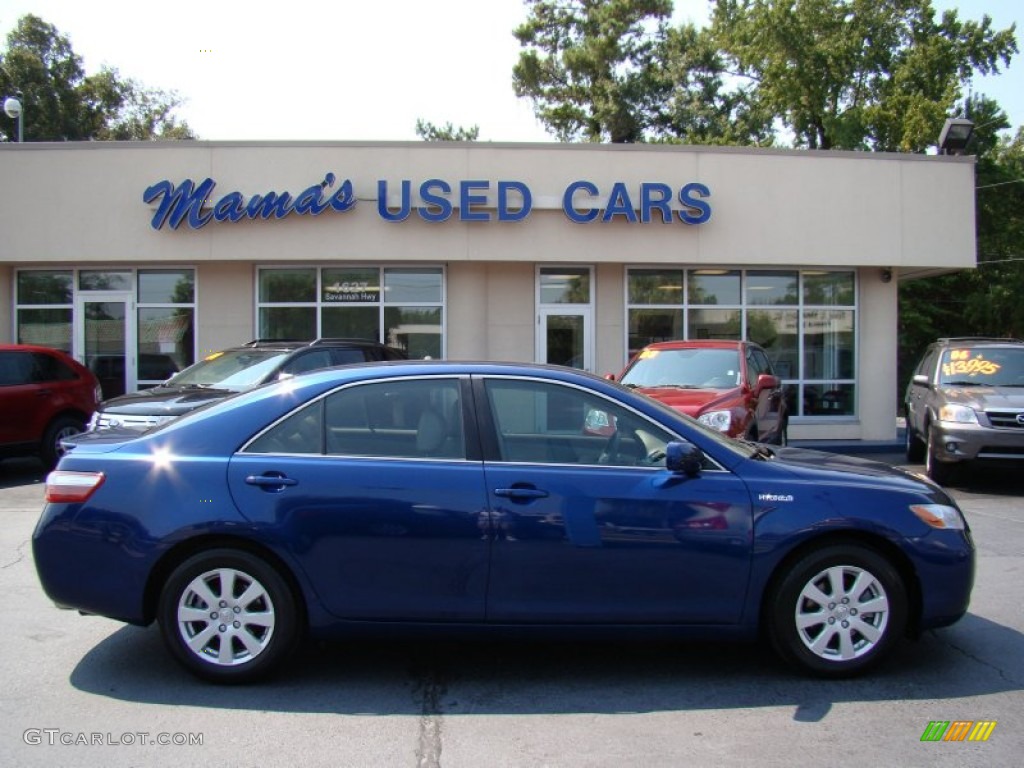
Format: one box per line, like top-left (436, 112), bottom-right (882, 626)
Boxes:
top-left (612, 339), bottom-right (788, 444)
top-left (0, 344), bottom-right (100, 466)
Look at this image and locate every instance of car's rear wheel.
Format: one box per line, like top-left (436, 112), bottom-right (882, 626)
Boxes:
top-left (158, 549), bottom-right (299, 683)
top-left (40, 415), bottom-right (86, 467)
top-left (767, 544), bottom-right (907, 677)
top-left (904, 420), bottom-right (925, 463)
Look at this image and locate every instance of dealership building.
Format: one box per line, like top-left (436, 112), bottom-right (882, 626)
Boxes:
top-left (0, 141), bottom-right (975, 441)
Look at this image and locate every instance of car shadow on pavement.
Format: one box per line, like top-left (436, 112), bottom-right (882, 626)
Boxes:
top-left (0, 458), bottom-right (46, 489)
top-left (69, 611), bottom-right (1022, 720)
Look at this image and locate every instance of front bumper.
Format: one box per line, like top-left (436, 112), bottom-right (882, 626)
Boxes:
top-left (930, 420), bottom-right (1024, 464)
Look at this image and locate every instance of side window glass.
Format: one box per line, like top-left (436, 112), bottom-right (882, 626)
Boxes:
top-left (751, 349), bottom-right (772, 378)
top-left (0, 351), bottom-right (34, 386)
top-left (32, 353), bottom-right (76, 382)
top-left (484, 378), bottom-right (675, 468)
top-left (332, 348), bottom-right (370, 365)
top-left (246, 400), bottom-right (323, 454)
top-left (324, 378), bottom-right (464, 459)
top-left (280, 349), bottom-right (334, 377)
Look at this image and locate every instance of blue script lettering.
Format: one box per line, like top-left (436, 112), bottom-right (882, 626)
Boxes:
top-left (144, 174), bottom-right (356, 230)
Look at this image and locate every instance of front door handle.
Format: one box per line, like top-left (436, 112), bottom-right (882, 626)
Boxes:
top-left (494, 487), bottom-right (549, 500)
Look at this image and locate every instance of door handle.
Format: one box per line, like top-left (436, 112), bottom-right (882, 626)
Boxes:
top-left (245, 473), bottom-right (299, 491)
top-left (494, 487), bottom-right (549, 500)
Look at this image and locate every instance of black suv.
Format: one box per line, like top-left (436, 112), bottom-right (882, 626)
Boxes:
top-left (905, 337), bottom-right (1024, 484)
top-left (89, 339), bottom-right (407, 431)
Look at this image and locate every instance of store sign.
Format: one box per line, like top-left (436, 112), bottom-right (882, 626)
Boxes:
top-left (144, 174), bottom-right (711, 230)
top-left (322, 281), bottom-right (379, 303)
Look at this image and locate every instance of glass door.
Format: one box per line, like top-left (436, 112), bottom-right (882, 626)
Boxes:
top-left (75, 292), bottom-right (135, 399)
top-left (538, 308), bottom-right (592, 371)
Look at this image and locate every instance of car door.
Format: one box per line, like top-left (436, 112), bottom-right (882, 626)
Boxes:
top-left (226, 375), bottom-right (490, 621)
top-left (0, 350), bottom-right (39, 446)
top-left (475, 375), bottom-right (754, 624)
top-left (747, 347), bottom-right (783, 440)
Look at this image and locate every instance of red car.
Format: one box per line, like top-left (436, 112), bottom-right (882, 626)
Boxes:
top-left (0, 344), bottom-right (100, 466)
top-left (611, 340), bottom-right (788, 444)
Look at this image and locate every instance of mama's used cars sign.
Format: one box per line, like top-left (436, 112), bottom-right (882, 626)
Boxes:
top-left (143, 174), bottom-right (711, 230)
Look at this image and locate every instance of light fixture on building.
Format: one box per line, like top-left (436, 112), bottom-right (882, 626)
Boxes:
top-left (3, 91), bottom-right (23, 142)
top-left (880, 268), bottom-right (892, 283)
top-left (938, 118), bottom-right (974, 155)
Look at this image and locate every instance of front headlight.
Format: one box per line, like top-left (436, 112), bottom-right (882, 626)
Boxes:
top-left (937, 404), bottom-right (978, 424)
top-left (698, 410), bottom-right (732, 432)
top-left (910, 503), bottom-right (966, 530)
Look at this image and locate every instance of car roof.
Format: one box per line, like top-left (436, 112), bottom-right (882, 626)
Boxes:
top-left (225, 338), bottom-right (396, 352)
top-left (639, 340), bottom-right (749, 351)
top-left (932, 337), bottom-right (1024, 348)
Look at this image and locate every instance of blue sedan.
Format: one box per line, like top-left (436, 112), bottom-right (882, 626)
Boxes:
top-left (33, 362), bottom-right (974, 683)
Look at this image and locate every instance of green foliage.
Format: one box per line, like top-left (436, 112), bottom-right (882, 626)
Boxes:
top-left (414, 119), bottom-right (480, 141)
top-left (711, 0), bottom-right (1018, 151)
top-left (0, 14), bottom-right (193, 141)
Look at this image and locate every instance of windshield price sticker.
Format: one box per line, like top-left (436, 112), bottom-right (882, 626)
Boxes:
top-left (942, 350), bottom-right (1001, 378)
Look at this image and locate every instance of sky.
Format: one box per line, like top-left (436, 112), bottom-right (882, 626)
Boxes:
top-left (1, 0), bottom-right (1021, 143)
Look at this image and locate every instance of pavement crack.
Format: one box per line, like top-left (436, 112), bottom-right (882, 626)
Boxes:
top-left (938, 634), bottom-right (1021, 686)
top-left (1, 539), bottom-right (29, 570)
top-left (413, 667), bottom-right (447, 768)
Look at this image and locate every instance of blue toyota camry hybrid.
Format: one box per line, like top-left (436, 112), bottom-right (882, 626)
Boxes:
top-left (33, 361), bottom-right (974, 683)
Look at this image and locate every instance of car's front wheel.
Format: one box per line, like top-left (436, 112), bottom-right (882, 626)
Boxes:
top-left (158, 549), bottom-right (299, 683)
top-left (767, 544), bottom-right (907, 677)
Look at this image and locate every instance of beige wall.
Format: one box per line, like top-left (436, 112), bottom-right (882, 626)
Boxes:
top-left (0, 141), bottom-right (975, 270)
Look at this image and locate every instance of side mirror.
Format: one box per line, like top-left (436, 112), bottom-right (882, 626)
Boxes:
top-left (911, 374), bottom-right (930, 387)
top-left (666, 440), bottom-right (704, 477)
top-left (604, 373), bottom-right (617, 382)
top-left (755, 373), bottom-right (781, 392)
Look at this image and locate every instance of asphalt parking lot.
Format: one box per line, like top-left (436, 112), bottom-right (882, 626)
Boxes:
top-left (0, 452), bottom-right (1021, 768)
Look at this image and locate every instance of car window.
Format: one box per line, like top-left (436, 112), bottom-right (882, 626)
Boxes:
top-left (331, 347), bottom-right (372, 365)
top-left (321, 378), bottom-right (465, 459)
top-left (245, 400), bottom-right (324, 454)
top-left (32, 352), bottom-right (78, 382)
top-left (749, 348), bottom-right (773, 380)
top-left (483, 378), bottom-right (676, 468)
top-left (938, 347), bottom-right (1024, 387)
top-left (280, 349), bottom-right (334, 376)
top-left (621, 348), bottom-right (741, 389)
top-left (167, 349), bottom-right (292, 389)
top-left (0, 351), bottom-right (34, 386)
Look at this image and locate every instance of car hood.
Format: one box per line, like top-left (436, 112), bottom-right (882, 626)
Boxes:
top-left (98, 386), bottom-right (235, 416)
top-left (765, 446), bottom-right (935, 490)
top-left (939, 385), bottom-right (1024, 410)
top-left (633, 385), bottom-right (740, 415)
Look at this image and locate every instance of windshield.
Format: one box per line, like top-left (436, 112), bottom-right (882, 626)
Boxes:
top-left (620, 348), bottom-right (742, 389)
top-left (939, 347), bottom-right (1024, 387)
top-left (164, 349), bottom-right (292, 390)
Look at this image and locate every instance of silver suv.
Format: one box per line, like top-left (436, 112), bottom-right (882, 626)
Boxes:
top-left (905, 337), bottom-right (1024, 484)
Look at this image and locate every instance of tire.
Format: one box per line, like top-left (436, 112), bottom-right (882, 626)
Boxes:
top-left (904, 421), bottom-right (925, 463)
top-left (40, 415), bottom-right (86, 468)
top-left (158, 549), bottom-right (299, 683)
top-left (924, 426), bottom-right (956, 485)
top-left (767, 544), bottom-right (907, 677)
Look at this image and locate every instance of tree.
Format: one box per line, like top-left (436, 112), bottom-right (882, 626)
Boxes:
top-left (414, 119), bottom-right (480, 141)
top-left (513, 0), bottom-right (673, 142)
top-left (711, 0), bottom-right (1018, 151)
top-left (0, 14), bottom-right (193, 141)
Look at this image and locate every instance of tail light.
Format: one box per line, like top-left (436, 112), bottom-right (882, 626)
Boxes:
top-left (45, 471), bottom-right (106, 503)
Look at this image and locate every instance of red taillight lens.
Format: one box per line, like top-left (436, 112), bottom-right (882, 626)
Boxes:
top-left (45, 471), bottom-right (106, 503)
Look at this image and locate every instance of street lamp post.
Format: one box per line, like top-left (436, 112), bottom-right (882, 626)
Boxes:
top-left (3, 91), bottom-right (24, 142)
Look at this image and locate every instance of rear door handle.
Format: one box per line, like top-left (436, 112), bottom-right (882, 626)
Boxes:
top-left (245, 473), bottom-right (299, 491)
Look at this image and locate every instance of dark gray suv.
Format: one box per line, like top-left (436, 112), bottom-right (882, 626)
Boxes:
top-left (904, 337), bottom-right (1024, 484)
top-left (89, 338), bottom-right (406, 431)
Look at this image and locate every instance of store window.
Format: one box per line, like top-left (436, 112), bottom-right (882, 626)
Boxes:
top-left (15, 268), bottom-right (195, 392)
top-left (257, 266), bottom-right (445, 358)
top-left (626, 268), bottom-right (856, 418)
